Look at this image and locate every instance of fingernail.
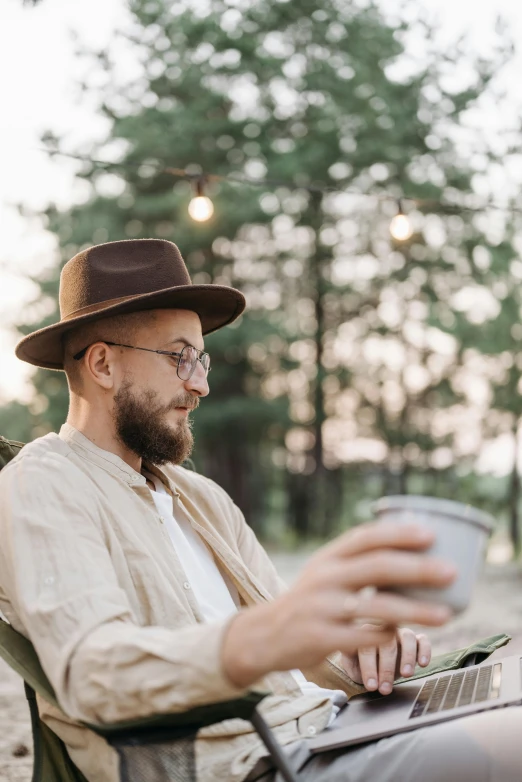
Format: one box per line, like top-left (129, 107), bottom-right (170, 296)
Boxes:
top-left (421, 656), bottom-right (428, 666)
top-left (380, 682), bottom-right (392, 694)
top-left (367, 678), bottom-right (377, 689)
top-left (402, 664), bottom-right (413, 675)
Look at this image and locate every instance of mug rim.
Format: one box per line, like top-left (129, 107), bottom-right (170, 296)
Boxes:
top-left (372, 494), bottom-right (494, 534)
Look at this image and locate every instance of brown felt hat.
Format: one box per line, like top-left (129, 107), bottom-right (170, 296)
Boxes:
top-left (15, 238), bottom-right (246, 370)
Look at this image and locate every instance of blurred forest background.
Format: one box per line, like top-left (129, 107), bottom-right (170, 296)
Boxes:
top-left (3, 0), bottom-right (522, 551)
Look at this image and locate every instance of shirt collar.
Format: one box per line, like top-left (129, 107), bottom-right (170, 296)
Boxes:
top-left (59, 423), bottom-right (176, 494)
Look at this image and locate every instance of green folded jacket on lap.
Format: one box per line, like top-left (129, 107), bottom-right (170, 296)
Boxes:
top-left (395, 633), bottom-right (512, 685)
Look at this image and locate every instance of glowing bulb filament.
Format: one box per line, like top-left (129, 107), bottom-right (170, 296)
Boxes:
top-left (188, 195), bottom-right (214, 222)
top-left (390, 213), bottom-right (413, 241)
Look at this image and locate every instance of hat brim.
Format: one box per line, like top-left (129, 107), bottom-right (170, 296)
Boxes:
top-left (15, 284), bottom-right (246, 370)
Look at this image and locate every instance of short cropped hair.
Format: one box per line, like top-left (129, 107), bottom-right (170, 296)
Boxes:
top-left (62, 310), bottom-right (158, 394)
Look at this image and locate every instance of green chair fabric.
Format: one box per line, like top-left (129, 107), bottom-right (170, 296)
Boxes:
top-left (0, 614), bottom-right (90, 782)
top-left (23, 681), bottom-right (89, 782)
top-left (0, 435), bottom-right (23, 469)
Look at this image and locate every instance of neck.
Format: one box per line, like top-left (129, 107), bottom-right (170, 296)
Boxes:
top-left (67, 396), bottom-right (142, 473)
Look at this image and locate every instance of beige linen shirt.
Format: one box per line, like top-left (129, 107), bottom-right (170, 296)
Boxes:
top-left (0, 424), bottom-right (364, 782)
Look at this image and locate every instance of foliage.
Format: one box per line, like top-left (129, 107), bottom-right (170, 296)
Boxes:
top-left (6, 0), bottom-right (522, 543)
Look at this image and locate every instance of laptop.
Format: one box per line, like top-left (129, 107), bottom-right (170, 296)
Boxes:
top-left (308, 653), bottom-right (522, 754)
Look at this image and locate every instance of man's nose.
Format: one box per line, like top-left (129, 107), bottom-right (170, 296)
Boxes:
top-left (184, 361), bottom-right (210, 397)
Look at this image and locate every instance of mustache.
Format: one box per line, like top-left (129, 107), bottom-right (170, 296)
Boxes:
top-left (167, 394), bottom-right (200, 412)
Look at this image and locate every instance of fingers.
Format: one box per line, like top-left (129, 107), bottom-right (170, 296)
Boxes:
top-left (355, 628), bottom-right (399, 694)
top-left (319, 521), bottom-right (436, 562)
top-left (335, 625), bottom-right (396, 657)
top-left (357, 639), bottom-right (379, 691)
top-left (397, 627), bottom-right (419, 678)
top-left (321, 550), bottom-right (456, 595)
top-left (378, 634), bottom-right (398, 694)
top-left (282, 521), bottom-right (450, 676)
top-left (326, 587), bottom-right (452, 627)
top-left (416, 633), bottom-right (431, 667)
top-left (356, 628), bottom-right (430, 695)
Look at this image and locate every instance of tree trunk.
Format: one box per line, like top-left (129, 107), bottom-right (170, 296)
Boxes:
top-left (286, 472), bottom-right (311, 539)
top-left (509, 419), bottom-right (521, 558)
top-left (398, 459), bottom-right (409, 495)
top-left (200, 441), bottom-right (259, 531)
top-left (309, 192), bottom-right (328, 536)
top-left (324, 467), bottom-right (344, 537)
top-left (397, 342), bottom-right (410, 496)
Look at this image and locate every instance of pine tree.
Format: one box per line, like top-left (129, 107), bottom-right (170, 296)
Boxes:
top-left (8, 0), bottom-right (518, 539)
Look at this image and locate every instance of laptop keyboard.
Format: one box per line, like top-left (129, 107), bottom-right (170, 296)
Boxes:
top-left (410, 663), bottom-right (502, 719)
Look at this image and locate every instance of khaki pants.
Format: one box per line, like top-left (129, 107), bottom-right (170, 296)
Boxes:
top-left (246, 705), bottom-right (522, 781)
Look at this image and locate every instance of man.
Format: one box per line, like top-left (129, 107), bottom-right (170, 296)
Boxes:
top-left (0, 239), bottom-right (519, 782)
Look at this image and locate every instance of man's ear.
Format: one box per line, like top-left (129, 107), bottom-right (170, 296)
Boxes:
top-left (84, 343), bottom-right (117, 390)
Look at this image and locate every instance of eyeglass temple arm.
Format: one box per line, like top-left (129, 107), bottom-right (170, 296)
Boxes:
top-left (73, 341), bottom-right (115, 361)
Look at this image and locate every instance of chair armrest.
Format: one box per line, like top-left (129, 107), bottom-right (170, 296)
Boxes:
top-left (89, 693), bottom-right (303, 782)
top-left (0, 617), bottom-right (267, 738)
top-left (86, 692), bottom-right (268, 743)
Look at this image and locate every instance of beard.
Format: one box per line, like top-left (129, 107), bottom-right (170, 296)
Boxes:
top-left (112, 379), bottom-right (199, 466)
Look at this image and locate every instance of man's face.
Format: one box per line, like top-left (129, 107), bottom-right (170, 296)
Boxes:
top-left (111, 310), bottom-right (209, 465)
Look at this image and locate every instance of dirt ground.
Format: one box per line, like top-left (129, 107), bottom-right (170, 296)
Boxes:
top-left (2, 559), bottom-right (522, 782)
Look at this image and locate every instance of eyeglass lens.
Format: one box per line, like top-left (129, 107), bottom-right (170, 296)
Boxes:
top-left (177, 345), bottom-right (210, 380)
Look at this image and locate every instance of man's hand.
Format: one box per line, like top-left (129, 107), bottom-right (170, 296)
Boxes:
top-left (340, 625), bottom-right (431, 695)
top-left (222, 521), bottom-right (455, 689)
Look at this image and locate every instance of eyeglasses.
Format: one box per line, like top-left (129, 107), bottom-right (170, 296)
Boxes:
top-left (73, 341), bottom-right (211, 381)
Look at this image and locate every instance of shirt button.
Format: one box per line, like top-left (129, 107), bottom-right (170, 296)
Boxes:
top-left (159, 516), bottom-right (165, 523)
top-left (183, 582), bottom-right (191, 590)
top-left (307, 726), bottom-right (317, 736)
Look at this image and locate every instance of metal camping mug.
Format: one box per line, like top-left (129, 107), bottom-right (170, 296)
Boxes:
top-left (373, 495), bottom-right (495, 614)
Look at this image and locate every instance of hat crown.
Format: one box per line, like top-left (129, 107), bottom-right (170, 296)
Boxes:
top-left (16, 237), bottom-right (246, 370)
top-left (60, 239), bottom-right (192, 319)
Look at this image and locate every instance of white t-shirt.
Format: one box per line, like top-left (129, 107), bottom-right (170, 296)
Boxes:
top-left (143, 471), bottom-right (348, 723)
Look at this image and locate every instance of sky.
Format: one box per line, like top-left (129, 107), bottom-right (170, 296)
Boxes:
top-left (0, 0), bottom-right (130, 402)
top-left (2, 0), bottom-right (522, 472)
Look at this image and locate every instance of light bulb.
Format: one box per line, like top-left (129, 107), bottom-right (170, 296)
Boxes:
top-left (390, 213), bottom-right (413, 241)
top-left (188, 195), bottom-right (214, 222)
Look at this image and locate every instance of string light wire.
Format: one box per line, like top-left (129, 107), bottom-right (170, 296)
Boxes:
top-left (40, 146), bottom-right (522, 219)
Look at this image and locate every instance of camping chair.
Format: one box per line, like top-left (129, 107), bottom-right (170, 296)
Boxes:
top-left (1, 624), bottom-right (512, 782)
top-left (0, 435), bottom-right (299, 782)
top-left (0, 617), bottom-right (299, 782)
